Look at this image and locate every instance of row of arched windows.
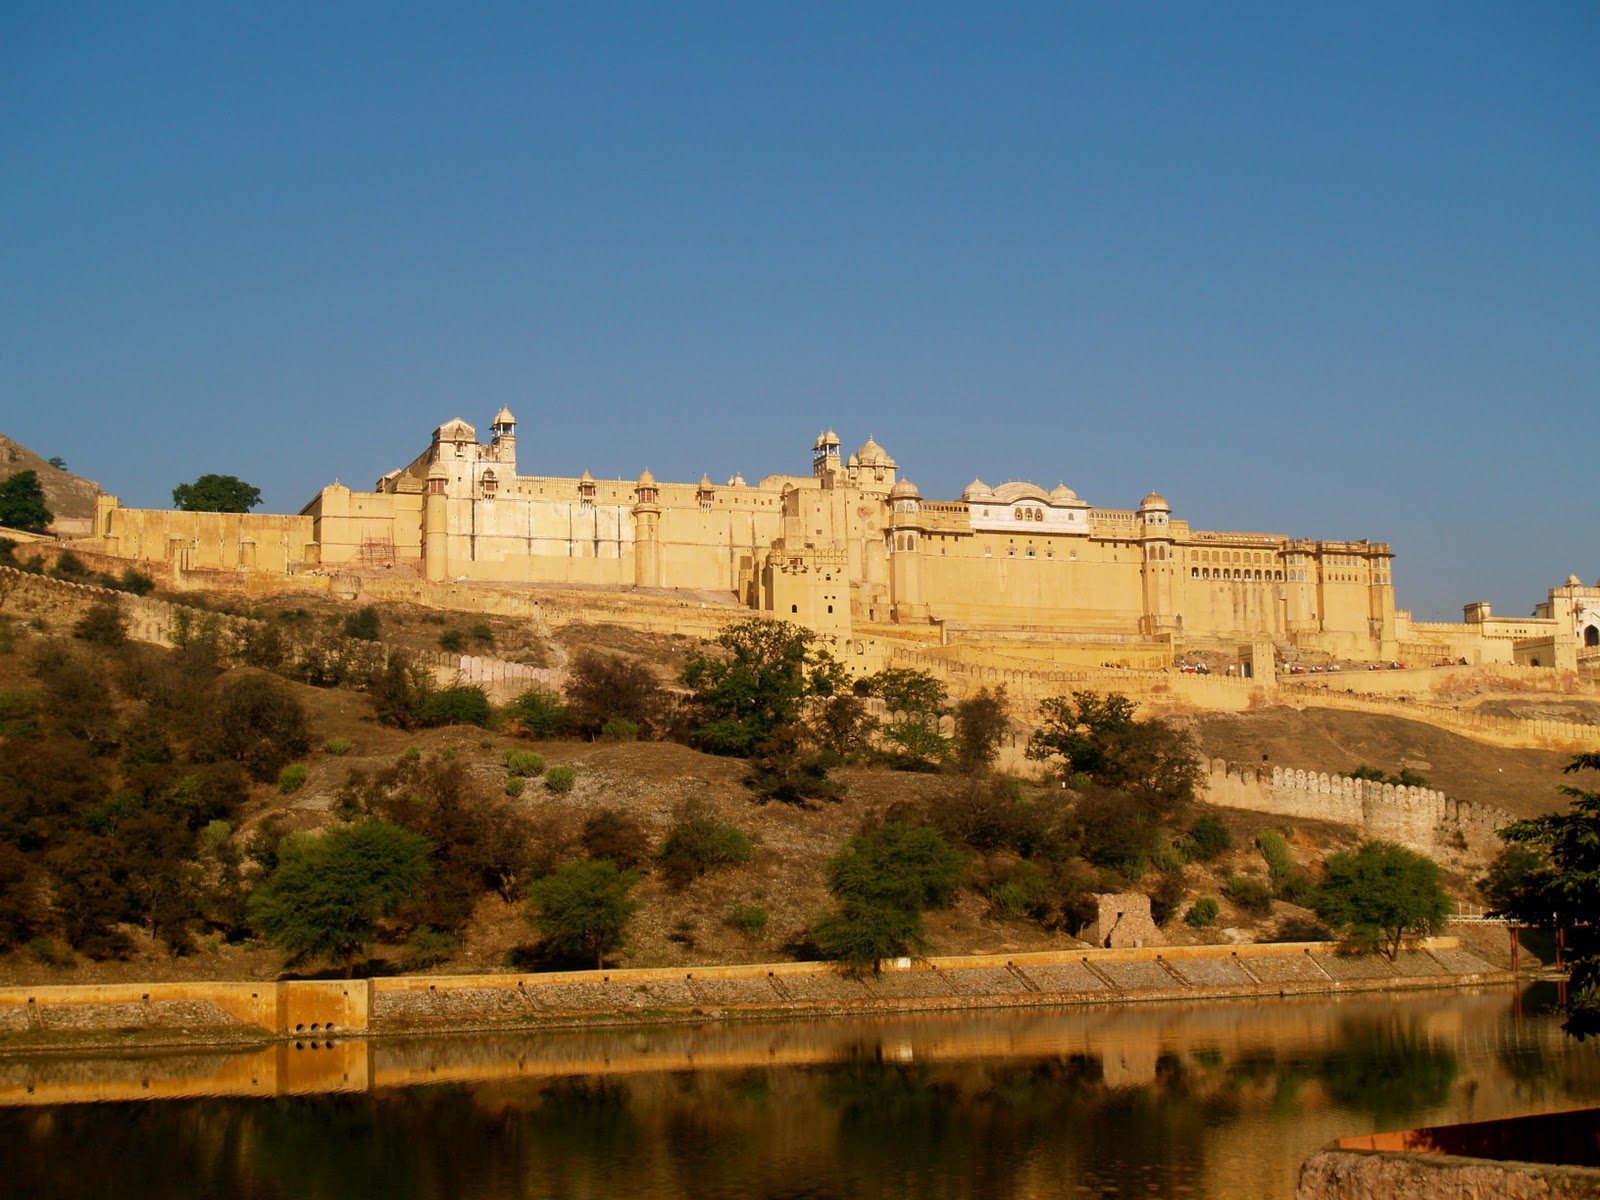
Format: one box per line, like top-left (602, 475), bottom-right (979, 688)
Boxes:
top-left (1193, 567), bottom-right (1285, 582)
top-left (1013, 506), bottom-right (1045, 521)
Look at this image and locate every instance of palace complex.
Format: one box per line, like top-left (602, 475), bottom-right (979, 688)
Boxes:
top-left (82, 409), bottom-right (1600, 673)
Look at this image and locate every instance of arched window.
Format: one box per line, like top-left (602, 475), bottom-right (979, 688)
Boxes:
top-left (1587, 625), bottom-right (1600, 648)
top-left (1192, 567), bottom-right (1199, 578)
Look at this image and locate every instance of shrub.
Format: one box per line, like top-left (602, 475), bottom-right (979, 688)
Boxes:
top-left (211, 675), bottom-right (311, 782)
top-left (729, 905), bottom-right (769, 938)
top-left (73, 599), bottom-right (127, 646)
top-left (116, 567), bottom-right (157, 596)
top-left (524, 859), bottom-right (639, 970)
top-left (278, 764), bottom-right (309, 795)
top-left (324, 737), bottom-right (353, 756)
top-left (986, 860), bottom-right (1049, 918)
top-left (403, 746), bottom-right (422, 761)
top-left (468, 623), bottom-right (494, 645)
top-left (544, 765), bottom-right (576, 793)
top-left (504, 777), bottom-right (526, 798)
top-left (344, 606), bottom-right (381, 641)
top-left (1185, 897), bottom-right (1219, 928)
top-left (1149, 870), bottom-right (1187, 925)
top-left (503, 749), bottom-right (546, 777)
top-left (565, 650), bottom-right (665, 737)
top-left (1257, 829), bottom-right (1295, 889)
top-left (1222, 876), bottom-right (1274, 915)
top-left (419, 686), bottom-right (491, 727)
top-left (403, 927), bottom-right (460, 970)
top-left (599, 718), bottom-right (639, 743)
top-left (438, 629), bottom-right (465, 652)
top-left (1184, 814), bottom-right (1233, 861)
top-left (581, 809), bottom-right (651, 869)
top-left (657, 805), bottom-right (752, 887)
top-left (504, 688), bottom-right (569, 738)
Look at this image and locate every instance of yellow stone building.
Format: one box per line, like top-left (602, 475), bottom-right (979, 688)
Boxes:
top-left (78, 408), bottom-right (1598, 674)
top-left (295, 411), bottom-right (1407, 662)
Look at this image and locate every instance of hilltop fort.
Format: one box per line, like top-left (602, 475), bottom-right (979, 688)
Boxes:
top-left (72, 410), bottom-right (1599, 677)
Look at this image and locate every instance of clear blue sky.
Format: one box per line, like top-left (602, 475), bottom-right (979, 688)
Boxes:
top-left (2, 2), bottom-right (1595, 620)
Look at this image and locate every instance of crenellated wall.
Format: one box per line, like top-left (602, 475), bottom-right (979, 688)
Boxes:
top-left (1202, 759), bottom-right (1515, 862)
top-left (0, 567), bottom-right (564, 701)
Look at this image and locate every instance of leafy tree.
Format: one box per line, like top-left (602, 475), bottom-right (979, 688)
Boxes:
top-left (656, 802), bottom-right (752, 888)
top-left (0, 470), bottom-right (53, 532)
top-left (525, 859), bottom-right (639, 969)
top-left (171, 474), bottom-right (262, 513)
top-left (210, 674), bottom-right (311, 781)
top-left (565, 650), bottom-right (666, 737)
top-left (813, 822), bottom-right (965, 972)
top-left (747, 721), bottom-right (845, 806)
top-left (1493, 753), bottom-right (1600, 1039)
top-left (73, 598), bottom-right (128, 646)
top-left (581, 809), bottom-right (652, 870)
top-left (878, 717), bottom-right (951, 771)
top-left (813, 692), bottom-right (877, 761)
top-left (1311, 840), bottom-right (1449, 960)
top-left (419, 685), bottom-right (491, 727)
top-left (1027, 691), bottom-right (1202, 811)
top-left (46, 456), bottom-right (66, 470)
top-left (953, 685), bottom-right (1009, 772)
top-left (855, 667), bottom-right (947, 718)
top-left (681, 618), bottom-right (843, 756)
top-left (343, 606), bottom-right (381, 641)
top-left (1182, 814), bottom-right (1233, 861)
top-left (248, 820), bottom-right (432, 975)
top-left (504, 687), bottom-right (570, 738)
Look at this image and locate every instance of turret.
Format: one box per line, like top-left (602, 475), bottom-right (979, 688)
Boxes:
top-left (812, 429), bottom-right (841, 478)
top-left (424, 460), bottom-right (449, 582)
top-left (632, 468), bottom-right (662, 587)
top-left (489, 406), bottom-right (517, 468)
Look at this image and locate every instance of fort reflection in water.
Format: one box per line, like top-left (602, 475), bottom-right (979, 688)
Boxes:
top-left (2, 988), bottom-right (1597, 1200)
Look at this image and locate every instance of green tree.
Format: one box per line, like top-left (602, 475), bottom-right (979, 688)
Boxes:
top-left (564, 650), bottom-right (666, 737)
top-left (855, 667), bottom-right (947, 718)
top-left (525, 859), bottom-right (639, 969)
top-left (813, 822), bottom-right (965, 972)
top-left (1493, 753), bottom-right (1600, 1040)
top-left (0, 470), bottom-right (53, 532)
top-left (681, 618), bottom-right (843, 756)
top-left (953, 685), bottom-right (1009, 773)
top-left (1027, 690), bottom-right (1202, 811)
top-left (171, 474), bottom-right (262, 513)
top-left (1310, 840), bottom-right (1449, 961)
top-left (210, 674), bottom-right (311, 781)
top-left (247, 820), bottom-right (432, 975)
top-left (343, 605), bottom-right (381, 641)
top-left (46, 456), bottom-right (66, 470)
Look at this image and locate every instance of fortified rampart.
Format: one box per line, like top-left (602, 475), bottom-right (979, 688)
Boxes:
top-left (0, 567), bottom-right (563, 701)
top-left (1202, 760), bottom-right (1514, 862)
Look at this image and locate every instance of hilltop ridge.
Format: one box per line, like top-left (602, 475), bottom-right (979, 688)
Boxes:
top-left (0, 432), bottom-right (102, 534)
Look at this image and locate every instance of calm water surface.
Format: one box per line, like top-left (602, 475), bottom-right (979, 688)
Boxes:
top-left (2, 985), bottom-right (1597, 1200)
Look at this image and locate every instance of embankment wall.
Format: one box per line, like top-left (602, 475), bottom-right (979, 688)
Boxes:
top-left (0, 939), bottom-right (1508, 1046)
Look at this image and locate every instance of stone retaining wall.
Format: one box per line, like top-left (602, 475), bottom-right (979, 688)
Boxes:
top-left (0, 940), bottom-right (1509, 1043)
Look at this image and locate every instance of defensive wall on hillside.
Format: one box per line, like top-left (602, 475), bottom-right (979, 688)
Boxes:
top-left (0, 567), bottom-right (563, 701)
top-left (1202, 760), bottom-right (1514, 863)
top-left (5, 561), bottom-right (1596, 749)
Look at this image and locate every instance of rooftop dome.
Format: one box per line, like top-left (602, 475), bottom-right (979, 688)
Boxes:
top-left (1050, 483), bottom-right (1079, 504)
top-left (992, 481), bottom-right (1052, 504)
top-left (427, 460), bottom-right (448, 479)
top-left (637, 468), bottom-right (656, 487)
top-left (1140, 491), bottom-right (1171, 510)
top-left (699, 473), bottom-right (714, 489)
top-left (889, 478), bottom-right (921, 500)
top-left (846, 453), bottom-right (860, 468)
top-left (813, 429), bottom-right (842, 450)
top-left (854, 435), bottom-right (895, 466)
top-left (961, 477), bottom-right (996, 502)
top-left (579, 470), bottom-right (594, 483)
top-left (492, 406), bottom-right (516, 426)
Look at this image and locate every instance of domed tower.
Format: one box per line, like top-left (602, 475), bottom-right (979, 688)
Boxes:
top-left (489, 406), bottom-right (517, 469)
top-left (812, 429), bottom-right (842, 478)
top-left (888, 478), bottom-right (927, 619)
top-left (632, 468), bottom-right (662, 588)
top-left (852, 435), bottom-right (897, 490)
top-left (1138, 491), bottom-right (1177, 633)
top-left (424, 459), bottom-right (450, 582)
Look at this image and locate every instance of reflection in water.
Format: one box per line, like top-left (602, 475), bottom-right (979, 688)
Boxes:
top-left (2, 989), bottom-right (1598, 1200)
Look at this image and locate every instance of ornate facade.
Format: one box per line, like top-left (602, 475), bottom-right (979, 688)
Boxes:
top-left (77, 408), bottom-right (1598, 672)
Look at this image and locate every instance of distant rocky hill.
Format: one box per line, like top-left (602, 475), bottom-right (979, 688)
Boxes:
top-left (0, 432), bottom-right (103, 535)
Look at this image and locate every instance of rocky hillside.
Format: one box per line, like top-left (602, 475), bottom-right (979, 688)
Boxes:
top-left (0, 432), bottom-right (103, 532)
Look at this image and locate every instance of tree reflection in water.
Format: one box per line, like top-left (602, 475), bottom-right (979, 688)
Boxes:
top-left (0, 994), bottom-right (1593, 1200)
